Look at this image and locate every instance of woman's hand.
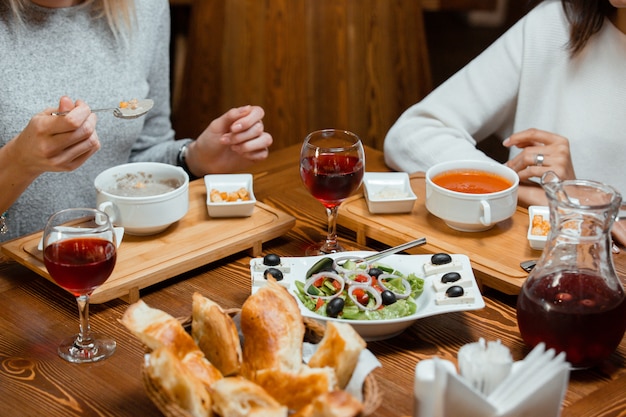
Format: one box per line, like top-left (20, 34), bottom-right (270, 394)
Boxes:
top-left (503, 128), bottom-right (576, 183)
top-left (6, 96), bottom-right (100, 178)
top-left (6, 96), bottom-right (99, 177)
top-left (0, 96), bottom-right (100, 214)
top-left (503, 128), bottom-right (576, 207)
top-left (187, 105), bottom-right (273, 176)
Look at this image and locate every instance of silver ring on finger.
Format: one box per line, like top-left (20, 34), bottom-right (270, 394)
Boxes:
top-left (534, 153), bottom-right (544, 167)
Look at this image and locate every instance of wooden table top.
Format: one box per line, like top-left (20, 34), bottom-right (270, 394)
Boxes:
top-left (1, 144), bottom-right (625, 416)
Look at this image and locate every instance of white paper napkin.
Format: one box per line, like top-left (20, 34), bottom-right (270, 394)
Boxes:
top-left (413, 342), bottom-right (570, 417)
top-left (303, 342), bottom-right (381, 402)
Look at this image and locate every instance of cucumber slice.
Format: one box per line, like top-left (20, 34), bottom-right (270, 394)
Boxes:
top-left (306, 257), bottom-right (334, 278)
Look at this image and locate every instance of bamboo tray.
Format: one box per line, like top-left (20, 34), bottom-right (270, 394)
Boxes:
top-left (1, 180), bottom-right (295, 304)
top-left (338, 173), bottom-right (539, 295)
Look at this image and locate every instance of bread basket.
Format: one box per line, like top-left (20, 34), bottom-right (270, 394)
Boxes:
top-left (141, 311), bottom-right (382, 416)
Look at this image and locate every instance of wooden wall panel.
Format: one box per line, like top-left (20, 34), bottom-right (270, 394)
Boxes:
top-left (174, 0), bottom-right (432, 151)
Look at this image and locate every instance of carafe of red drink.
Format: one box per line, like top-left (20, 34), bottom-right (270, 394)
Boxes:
top-left (517, 171), bottom-right (626, 368)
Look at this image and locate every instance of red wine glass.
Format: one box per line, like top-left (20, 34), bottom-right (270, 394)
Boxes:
top-left (300, 129), bottom-right (365, 255)
top-left (42, 208), bottom-right (117, 363)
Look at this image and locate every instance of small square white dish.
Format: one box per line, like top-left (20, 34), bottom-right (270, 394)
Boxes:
top-left (527, 205), bottom-right (549, 250)
top-left (363, 172), bottom-right (417, 214)
top-left (204, 174), bottom-right (256, 218)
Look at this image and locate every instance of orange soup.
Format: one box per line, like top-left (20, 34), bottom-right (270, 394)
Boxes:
top-left (432, 169), bottom-right (512, 194)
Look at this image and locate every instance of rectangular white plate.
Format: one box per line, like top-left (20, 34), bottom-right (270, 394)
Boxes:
top-left (250, 252), bottom-right (485, 341)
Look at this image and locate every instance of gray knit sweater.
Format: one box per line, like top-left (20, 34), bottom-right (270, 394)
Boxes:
top-left (0, 0), bottom-right (189, 241)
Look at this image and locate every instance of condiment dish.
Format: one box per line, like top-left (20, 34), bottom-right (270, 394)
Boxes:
top-left (527, 205), bottom-right (549, 250)
top-left (363, 172), bottom-right (417, 214)
top-left (204, 174), bottom-right (256, 218)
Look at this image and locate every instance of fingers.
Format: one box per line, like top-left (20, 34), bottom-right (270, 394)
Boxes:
top-left (24, 98), bottom-right (100, 172)
top-left (503, 128), bottom-right (575, 182)
top-left (229, 131), bottom-right (273, 157)
top-left (612, 221), bottom-right (626, 251)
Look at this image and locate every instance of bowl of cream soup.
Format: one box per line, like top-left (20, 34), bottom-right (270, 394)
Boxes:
top-left (94, 162), bottom-right (189, 236)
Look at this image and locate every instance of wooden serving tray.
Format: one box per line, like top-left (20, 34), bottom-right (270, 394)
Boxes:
top-left (1, 180), bottom-right (295, 304)
top-left (338, 173), bottom-right (540, 295)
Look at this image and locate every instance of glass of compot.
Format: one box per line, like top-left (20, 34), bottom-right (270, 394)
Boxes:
top-left (516, 172), bottom-right (626, 369)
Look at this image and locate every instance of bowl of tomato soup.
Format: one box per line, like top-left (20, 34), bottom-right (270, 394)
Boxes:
top-left (425, 160), bottom-right (519, 232)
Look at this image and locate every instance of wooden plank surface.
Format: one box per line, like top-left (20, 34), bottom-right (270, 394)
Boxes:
top-left (1, 145), bottom-right (625, 417)
top-left (0, 180), bottom-right (295, 304)
top-left (338, 172), bottom-right (626, 295)
top-left (338, 173), bottom-right (533, 294)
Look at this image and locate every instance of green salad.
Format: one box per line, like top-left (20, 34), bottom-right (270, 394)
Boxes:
top-left (294, 256), bottom-right (425, 320)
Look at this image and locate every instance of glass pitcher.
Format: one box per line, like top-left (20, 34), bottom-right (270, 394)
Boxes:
top-left (516, 172), bottom-right (626, 368)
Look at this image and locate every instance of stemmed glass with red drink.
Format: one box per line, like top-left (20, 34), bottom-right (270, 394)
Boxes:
top-left (42, 208), bottom-right (117, 363)
top-left (300, 129), bottom-right (365, 255)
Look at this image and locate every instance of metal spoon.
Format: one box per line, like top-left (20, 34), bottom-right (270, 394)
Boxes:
top-left (51, 99), bottom-right (154, 120)
top-left (364, 237), bottom-right (427, 263)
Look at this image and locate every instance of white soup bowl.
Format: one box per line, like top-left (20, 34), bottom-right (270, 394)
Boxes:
top-left (425, 160), bottom-right (519, 232)
top-left (94, 162), bottom-right (189, 236)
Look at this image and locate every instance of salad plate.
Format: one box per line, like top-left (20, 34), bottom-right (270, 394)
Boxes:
top-left (250, 251), bottom-right (485, 341)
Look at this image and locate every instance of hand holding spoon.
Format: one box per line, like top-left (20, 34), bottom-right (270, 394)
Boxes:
top-left (52, 99), bottom-right (154, 120)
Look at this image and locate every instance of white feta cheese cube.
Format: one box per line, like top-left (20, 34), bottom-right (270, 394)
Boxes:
top-left (435, 288), bottom-right (475, 305)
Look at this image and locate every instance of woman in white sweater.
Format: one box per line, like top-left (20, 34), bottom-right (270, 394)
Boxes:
top-left (0, 0), bottom-right (272, 241)
top-left (384, 0), bottom-right (626, 243)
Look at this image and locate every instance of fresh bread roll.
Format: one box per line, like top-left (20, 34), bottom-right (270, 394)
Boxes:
top-left (291, 390), bottom-right (363, 417)
top-left (250, 365), bottom-right (338, 411)
top-left (145, 347), bottom-right (213, 417)
top-left (308, 321), bottom-right (366, 389)
top-left (181, 351), bottom-right (224, 390)
top-left (120, 299), bottom-right (199, 357)
top-left (121, 299), bottom-right (223, 387)
top-left (191, 292), bottom-right (242, 376)
top-left (240, 278), bottom-right (305, 375)
top-left (210, 376), bottom-right (288, 417)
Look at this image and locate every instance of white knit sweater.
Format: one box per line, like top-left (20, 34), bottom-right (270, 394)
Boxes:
top-left (0, 0), bottom-right (189, 241)
top-left (385, 0), bottom-right (626, 197)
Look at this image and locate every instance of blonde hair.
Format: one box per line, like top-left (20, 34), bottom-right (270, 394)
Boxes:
top-left (7, 0), bottom-right (135, 40)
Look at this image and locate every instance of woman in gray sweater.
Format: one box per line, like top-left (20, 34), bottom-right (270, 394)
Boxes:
top-left (0, 0), bottom-right (272, 241)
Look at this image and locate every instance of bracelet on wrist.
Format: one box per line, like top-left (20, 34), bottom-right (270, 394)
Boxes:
top-left (177, 143), bottom-right (199, 181)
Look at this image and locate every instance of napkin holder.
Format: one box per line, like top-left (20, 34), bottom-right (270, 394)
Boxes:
top-left (414, 343), bottom-right (570, 417)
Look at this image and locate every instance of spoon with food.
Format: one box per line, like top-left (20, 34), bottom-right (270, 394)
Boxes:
top-left (52, 98), bottom-right (154, 119)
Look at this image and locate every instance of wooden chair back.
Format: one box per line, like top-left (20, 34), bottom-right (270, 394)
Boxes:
top-left (173, 0), bottom-right (432, 151)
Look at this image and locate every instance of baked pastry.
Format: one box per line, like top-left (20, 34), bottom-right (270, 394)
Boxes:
top-left (210, 376), bottom-right (288, 417)
top-left (145, 346), bottom-right (213, 417)
top-left (121, 299), bottom-right (223, 388)
top-left (192, 292), bottom-right (242, 376)
top-left (120, 299), bottom-right (199, 357)
top-left (181, 351), bottom-right (224, 391)
top-left (240, 278), bottom-right (305, 375)
top-left (250, 366), bottom-right (338, 411)
top-left (291, 390), bottom-right (363, 417)
top-left (308, 321), bottom-right (366, 389)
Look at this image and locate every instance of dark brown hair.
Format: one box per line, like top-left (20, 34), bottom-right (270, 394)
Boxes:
top-left (529, 0), bottom-right (616, 55)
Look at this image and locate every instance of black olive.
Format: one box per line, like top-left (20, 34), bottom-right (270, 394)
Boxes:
top-left (441, 272), bottom-right (461, 284)
top-left (431, 253), bottom-right (452, 265)
top-left (264, 267), bottom-right (283, 281)
top-left (445, 285), bottom-right (464, 298)
top-left (326, 297), bottom-right (345, 318)
top-left (368, 267), bottom-right (383, 278)
top-left (381, 290), bottom-right (397, 305)
top-left (263, 253), bottom-right (281, 266)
